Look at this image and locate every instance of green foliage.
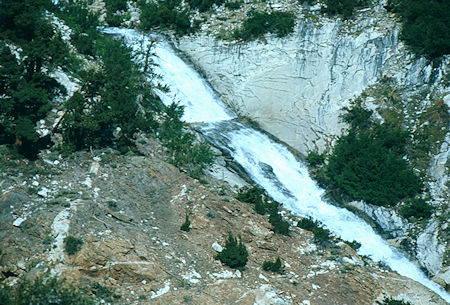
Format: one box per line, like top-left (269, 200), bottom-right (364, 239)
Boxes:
top-left (215, 233), bottom-right (248, 269)
top-left (0, 0), bottom-right (69, 159)
top-left (325, 102), bottom-right (423, 207)
top-left (409, 97), bottom-right (450, 169)
top-left (321, 0), bottom-right (370, 19)
top-left (104, 0), bottom-right (128, 26)
top-left (0, 275), bottom-right (94, 305)
top-left (104, 0), bottom-right (128, 13)
top-left (64, 236), bottom-right (83, 255)
top-left (91, 282), bottom-right (119, 302)
top-left (237, 186), bottom-right (265, 203)
top-left (376, 297), bottom-right (411, 305)
top-left (56, 0), bottom-right (99, 56)
top-left (341, 102), bottom-right (373, 130)
top-left (225, 1), bottom-right (243, 10)
top-left (306, 151), bottom-right (325, 167)
top-left (180, 214), bottom-right (191, 232)
top-left (399, 198), bottom-right (433, 221)
top-left (387, 0), bottom-right (449, 59)
top-left (159, 103), bottom-right (215, 178)
top-left (297, 217), bottom-right (332, 243)
top-left (61, 37), bottom-right (157, 154)
top-left (262, 257), bottom-right (283, 273)
top-left (233, 10), bottom-right (296, 41)
top-left (237, 186), bottom-right (267, 215)
top-left (186, 0), bottom-right (225, 12)
top-left (268, 202), bottom-right (290, 236)
top-left (138, 0), bottom-right (194, 35)
top-left (344, 240), bottom-right (361, 250)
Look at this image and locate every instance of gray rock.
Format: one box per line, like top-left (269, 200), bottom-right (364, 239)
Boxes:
top-left (416, 220), bottom-right (446, 276)
top-left (212, 242), bottom-right (223, 252)
top-left (13, 217), bottom-right (26, 227)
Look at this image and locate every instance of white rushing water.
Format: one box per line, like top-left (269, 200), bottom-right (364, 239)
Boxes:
top-left (101, 28), bottom-right (235, 123)
top-left (104, 28), bottom-right (450, 303)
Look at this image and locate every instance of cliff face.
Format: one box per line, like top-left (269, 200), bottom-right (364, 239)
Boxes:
top-left (176, 8), bottom-right (446, 156)
top-left (174, 5), bottom-right (449, 285)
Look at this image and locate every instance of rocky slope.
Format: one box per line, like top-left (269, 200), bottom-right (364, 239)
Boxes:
top-left (167, 0), bottom-right (449, 285)
top-left (0, 138), bottom-right (447, 304)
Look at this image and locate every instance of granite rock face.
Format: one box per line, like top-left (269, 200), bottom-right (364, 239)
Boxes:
top-left (176, 10), bottom-right (443, 155)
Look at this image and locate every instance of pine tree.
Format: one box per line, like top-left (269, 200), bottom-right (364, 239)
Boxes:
top-left (215, 233), bottom-right (248, 269)
top-left (180, 214), bottom-right (191, 232)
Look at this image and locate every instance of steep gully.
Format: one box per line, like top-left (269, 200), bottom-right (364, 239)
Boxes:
top-left (103, 28), bottom-right (450, 302)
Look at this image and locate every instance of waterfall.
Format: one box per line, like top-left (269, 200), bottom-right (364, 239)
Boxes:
top-left (102, 27), bottom-right (450, 303)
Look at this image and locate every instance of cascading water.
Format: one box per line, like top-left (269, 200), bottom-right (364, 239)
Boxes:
top-left (103, 28), bottom-right (450, 303)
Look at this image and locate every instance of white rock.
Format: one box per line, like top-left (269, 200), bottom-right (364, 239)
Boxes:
top-left (13, 217), bottom-right (26, 227)
top-left (212, 242), bottom-right (223, 252)
top-left (83, 177), bottom-right (93, 188)
top-left (416, 220), bottom-right (446, 275)
top-left (37, 187), bottom-right (49, 197)
top-left (17, 261), bottom-right (26, 270)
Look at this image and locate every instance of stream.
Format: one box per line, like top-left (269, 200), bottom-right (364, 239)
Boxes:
top-left (103, 27), bottom-right (450, 303)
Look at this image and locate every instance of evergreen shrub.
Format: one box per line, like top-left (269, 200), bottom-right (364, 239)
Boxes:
top-left (268, 206), bottom-right (290, 236)
top-left (233, 10), bottom-right (296, 41)
top-left (215, 233), bottom-right (248, 269)
top-left (64, 236), bottom-right (83, 255)
top-left (399, 198), bottom-right (433, 220)
top-left (321, 0), bottom-right (370, 19)
top-left (376, 297), bottom-right (411, 305)
top-left (237, 186), bottom-right (267, 215)
top-left (262, 257), bottom-right (283, 273)
top-left (325, 102), bottom-right (423, 206)
top-left (297, 217), bottom-right (332, 243)
top-left (306, 151), bottom-right (325, 167)
top-left (180, 214), bottom-right (191, 232)
top-left (0, 275), bottom-right (94, 305)
top-left (138, 0), bottom-right (193, 35)
top-left (387, 0), bottom-right (449, 59)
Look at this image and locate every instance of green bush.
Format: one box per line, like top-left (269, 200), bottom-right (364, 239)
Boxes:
top-left (237, 186), bottom-right (267, 215)
top-left (138, 0), bottom-right (193, 35)
top-left (159, 103), bottom-right (215, 178)
top-left (104, 0), bottom-right (127, 13)
top-left (387, 0), bottom-right (449, 60)
top-left (297, 217), bottom-right (332, 243)
top-left (262, 257), bottom-right (283, 273)
top-left (344, 240), bottom-right (361, 250)
top-left (225, 1), bottom-right (242, 10)
top-left (0, 0), bottom-right (70, 159)
top-left (215, 233), bottom-right (248, 269)
top-left (398, 198), bottom-right (433, 220)
top-left (180, 214), bottom-right (191, 232)
top-left (321, 0), bottom-right (370, 19)
top-left (233, 10), bottom-right (296, 41)
top-left (186, 0), bottom-right (224, 12)
top-left (56, 0), bottom-right (99, 56)
top-left (376, 297), bottom-right (411, 305)
top-left (64, 236), bottom-right (83, 255)
top-left (325, 103), bottom-right (423, 207)
top-left (306, 151), bottom-right (325, 167)
top-left (0, 274), bottom-right (94, 305)
top-left (268, 207), bottom-right (290, 236)
top-left (61, 37), bottom-right (158, 154)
